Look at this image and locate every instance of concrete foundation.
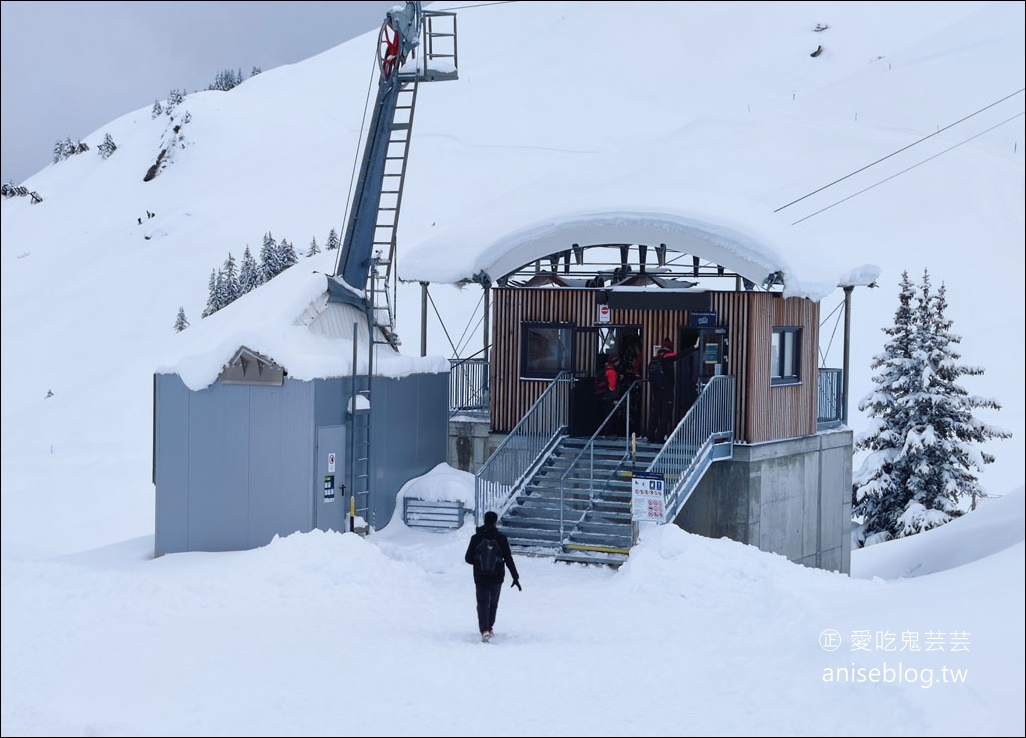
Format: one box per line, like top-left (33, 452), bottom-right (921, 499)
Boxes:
top-left (447, 415), bottom-right (494, 474)
top-left (674, 428), bottom-right (852, 574)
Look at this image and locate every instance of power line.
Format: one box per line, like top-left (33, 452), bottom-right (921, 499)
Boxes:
top-left (432, 1), bottom-right (517, 10)
top-left (775, 88), bottom-right (1025, 212)
top-left (791, 111), bottom-right (1024, 225)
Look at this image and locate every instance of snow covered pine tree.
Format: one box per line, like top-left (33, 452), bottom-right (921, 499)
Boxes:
top-left (852, 270), bottom-right (1010, 546)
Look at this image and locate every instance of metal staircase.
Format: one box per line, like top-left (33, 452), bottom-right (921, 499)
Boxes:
top-left (479, 376), bottom-right (736, 567)
top-left (500, 437), bottom-right (664, 566)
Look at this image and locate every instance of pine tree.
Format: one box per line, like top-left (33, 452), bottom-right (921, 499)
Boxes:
top-left (98, 133), bottom-right (117, 160)
top-left (221, 253), bottom-right (240, 305)
top-left (238, 245), bottom-right (262, 294)
top-left (201, 269), bottom-right (218, 318)
top-left (173, 307), bottom-right (190, 332)
top-left (151, 100), bottom-right (163, 118)
top-left (209, 68), bottom-right (242, 92)
top-left (898, 273), bottom-right (1010, 527)
top-left (853, 270), bottom-right (1010, 545)
top-left (166, 88), bottom-right (185, 113)
top-left (278, 237), bottom-right (298, 270)
top-left (259, 231), bottom-right (282, 281)
top-left (307, 236), bottom-right (321, 257)
top-left (326, 227), bottom-right (340, 251)
top-left (853, 271), bottom-right (917, 543)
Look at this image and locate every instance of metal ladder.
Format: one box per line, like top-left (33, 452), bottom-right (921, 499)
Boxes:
top-left (350, 380), bottom-right (373, 531)
top-left (368, 9), bottom-right (458, 349)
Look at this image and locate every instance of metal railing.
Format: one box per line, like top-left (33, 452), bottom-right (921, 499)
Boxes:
top-left (474, 371), bottom-right (575, 524)
top-left (648, 375), bottom-right (735, 522)
top-left (817, 367), bottom-right (843, 425)
top-left (557, 379), bottom-right (642, 545)
top-left (449, 358), bottom-right (489, 416)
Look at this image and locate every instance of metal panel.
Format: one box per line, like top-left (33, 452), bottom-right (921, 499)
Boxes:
top-left (369, 372), bottom-right (449, 530)
top-left (154, 375), bottom-right (321, 554)
top-left (153, 373), bottom-right (192, 556)
top-left (187, 382), bottom-right (251, 552)
top-left (316, 425), bottom-right (347, 532)
top-left (246, 380), bottom-right (315, 548)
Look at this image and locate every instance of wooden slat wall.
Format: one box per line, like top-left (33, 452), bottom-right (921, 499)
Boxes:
top-left (710, 292), bottom-right (751, 441)
top-left (712, 292), bottom-right (819, 443)
top-left (490, 288), bottom-right (691, 433)
top-left (491, 288), bottom-right (819, 442)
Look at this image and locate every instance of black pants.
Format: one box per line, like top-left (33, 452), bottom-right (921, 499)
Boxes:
top-left (474, 581), bottom-right (502, 633)
top-left (648, 394), bottom-right (673, 442)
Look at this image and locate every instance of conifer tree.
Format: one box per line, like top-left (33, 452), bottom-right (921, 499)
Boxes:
top-left (853, 271), bottom-right (918, 543)
top-left (897, 272), bottom-right (1010, 527)
top-left (221, 253), bottom-right (240, 305)
top-left (165, 88), bottom-right (185, 114)
top-left (173, 307), bottom-right (190, 332)
top-left (213, 268), bottom-right (230, 312)
top-left (98, 133), bottom-right (118, 160)
top-left (853, 270), bottom-right (1010, 545)
top-left (238, 245), bottom-right (262, 294)
top-left (259, 231), bottom-right (282, 281)
top-left (201, 269), bottom-right (219, 318)
top-left (278, 237), bottom-right (299, 270)
top-left (326, 227), bottom-right (340, 251)
top-left (151, 100), bottom-right (163, 118)
top-left (307, 236), bottom-right (321, 257)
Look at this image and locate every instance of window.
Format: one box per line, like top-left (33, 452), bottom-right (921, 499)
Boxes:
top-left (520, 322), bottom-right (574, 379)
top-left (770, 327), bottom-right (801, 385)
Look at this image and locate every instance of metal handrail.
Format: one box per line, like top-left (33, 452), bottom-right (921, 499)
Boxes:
top-left (557, 379), bottom-right (642, 546)
top-left (647, 375), bottom-right (735, 522)
top-left (474, 371), bottom-right (575, 524)
top-left (817, 367), bottom-right (843, 425)
top-left (448, 358), bottom-right (488, 417)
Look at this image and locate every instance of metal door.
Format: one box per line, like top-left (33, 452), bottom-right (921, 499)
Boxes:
top-left (315, 425), bottom-right (346, 532)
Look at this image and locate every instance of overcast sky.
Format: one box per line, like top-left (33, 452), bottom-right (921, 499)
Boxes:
top-left (0, 0), bottom-right (397, 185)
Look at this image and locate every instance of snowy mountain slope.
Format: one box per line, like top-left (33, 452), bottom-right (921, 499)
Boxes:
top-left (1, 2), bottom-right (1022, 559)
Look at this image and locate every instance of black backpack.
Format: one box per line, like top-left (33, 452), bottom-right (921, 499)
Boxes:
top-left (648, 358), bottom-right (669, 391)
top-left (474, 537), bottom-right (505, 576)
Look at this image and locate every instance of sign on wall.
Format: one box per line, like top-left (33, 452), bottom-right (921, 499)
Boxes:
top-left (631, 471), bottom-right (666, 522)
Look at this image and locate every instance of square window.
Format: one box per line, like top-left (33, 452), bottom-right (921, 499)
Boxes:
top-left (520, 323), bottom-right (573, 379)
top-left (771, 327), bottom-right (801, 385)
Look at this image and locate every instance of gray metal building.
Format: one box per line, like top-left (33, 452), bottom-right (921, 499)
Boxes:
top-left (152, 288), bottom-right (449, 557)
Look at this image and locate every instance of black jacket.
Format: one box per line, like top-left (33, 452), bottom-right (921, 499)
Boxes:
top-left (465, 523), bottom-right (519, 585)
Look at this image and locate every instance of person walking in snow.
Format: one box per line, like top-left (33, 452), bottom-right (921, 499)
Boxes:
top-left (465, 510), bottom-right (520, 642)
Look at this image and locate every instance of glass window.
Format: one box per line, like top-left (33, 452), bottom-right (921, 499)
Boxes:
top-left (771, 327), bottom-right (801, 385)
top-left (520, 323), bottom-right (574, 379)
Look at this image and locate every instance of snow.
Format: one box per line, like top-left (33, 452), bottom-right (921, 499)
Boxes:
top-left (1, 1), bottom-right (1024, 735)
top-left (157, 268), bottom-right (449, 391)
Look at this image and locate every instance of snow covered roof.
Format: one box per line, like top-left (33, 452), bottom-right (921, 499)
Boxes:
top-left (156, 267), bottom-right (449, 391)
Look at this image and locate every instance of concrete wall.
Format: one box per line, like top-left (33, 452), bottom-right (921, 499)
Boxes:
top-left (674, 428), bottom-right (852, 574)
top-left (447, 416), bottom-right (492, 473)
